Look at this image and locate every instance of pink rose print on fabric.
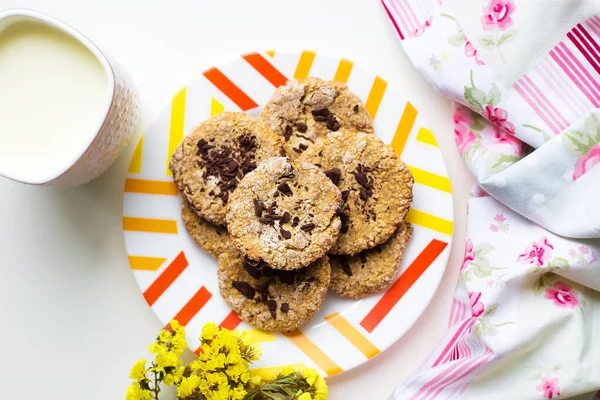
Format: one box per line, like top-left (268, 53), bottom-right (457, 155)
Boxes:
top-left (481, 0), bottom-right (516, 31)
top-left (489, 224), bottom-right (499, 232)
top-left (494, 128), bottom-right (523, 156)
top-left (517, 237), bottom-right (554, 266)
top-left (544, 282), bottom-right (580, 308)
top-left (465, 39), bottom-right (485, 66)
top-left (572, 144), bottom-right (600, 180)
top-left (494, 214), bottom-right (506, 222)
top-left (489, 213), bottom-right (510, 233)
top-left (414, 19), bottom-right (432, 37)
top-left (468, 291), bottom-right (485, 317)
top-left (453, 107), bottom-right (474, 126)
top-left (537, 377), bottom-right (560, 399)
top-left (454, 109), bottom-right (477, 155)
top-left (484, 105), bottom-right (515, 135)
top-left (462, 239), bottom-right (476, 271)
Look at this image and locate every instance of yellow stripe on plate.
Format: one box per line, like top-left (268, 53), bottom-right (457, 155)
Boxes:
top-left (294, 50), bottom-right (316, 79)
top-left (245, 329), bottom-right (277, 343)
top-left (128, 135), bottom-right (144, 174)
top-left (391, 101), bottom-right (418, 156)
top-left (265, 49), bottom-right (275, 58)
top-left (123, 217), bottom-right (178, 234)
top-left (124, 179), bottom-right (179, 196)
top-left (210, 97), bottom-right (225, 116)
top-left (407, 166), bottom-right (452, 193)
top-left (128, 256), bottom-right (167, 271)
top-left (325, 312), bottom-right (380, 359)
top-left (250, 364), bottom-right (305, 381)
top-left (166, 87), bottom-right (187, 176)
top-left (284, 329), bottom-right (343, 376)
top-left (416, 127), bottom-right (438, 147)
top-left (406, 209), bottom-right (453, 236)
top-left (333, 58), bottom-right (353, 83)
top-left (364, 76), bottom-right (387, 119)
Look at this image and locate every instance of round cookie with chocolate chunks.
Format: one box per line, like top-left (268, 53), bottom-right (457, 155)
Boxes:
top-left (330, 223), bottom-right (413, 298)
top-left (170, 112), bottom-right (283, 226)
top-left (298, 128), bottom-right (414, 255)
top-left (218, 249), bottom-right (330, 332)
top-left (260, 77), bottom-right (373, 159)
top-left (227, 157), bottom-right (342, 271)
top-left (181, 200), bottom-right (230, 258)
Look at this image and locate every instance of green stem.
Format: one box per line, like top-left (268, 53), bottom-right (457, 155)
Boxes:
top-left (522, 124), bottom-right (543, 132)
top-left (469, 69), bottom-right (475, 88)
top-left (440, 13), bottom-right (456, 21)
top-left (494, 321), bottom-right (514, 327)
top-left (495, 30), bottom-right (506, 63)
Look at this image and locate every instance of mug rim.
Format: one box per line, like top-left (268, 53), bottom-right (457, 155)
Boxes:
top-left (0, 8), bottom-right (116, 185)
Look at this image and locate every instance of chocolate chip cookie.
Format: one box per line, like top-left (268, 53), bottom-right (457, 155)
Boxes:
top-left (227, 157), bottom-right (342, 271)
top-left (218, 249), bottom-right (330, 332)
top-left (260, 77), bottom-right (373, 159)
top-left (298, 129), bottom-right (414, 255)
top-left (181, 200), bottom-right (230, 258)
top-left (329, 223), bottom-right (413, 298)
top-left (170, 112), bottom-right (283, 226)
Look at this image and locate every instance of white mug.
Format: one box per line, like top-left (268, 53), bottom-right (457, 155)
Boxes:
top-left (0, 8), bottom-right (139, 187)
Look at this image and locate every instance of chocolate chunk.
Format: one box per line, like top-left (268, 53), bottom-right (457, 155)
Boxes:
top-left (253, 199), bottom-right (263, 217)
top-left (311, 107), bottom-right (331, 117)
top-left (341, 190), bottom-right (350, 203)
top-left (339, 256), bottom-right (352, 276)
top-left (262, 267), bottom-right (277, 278)
top-left (293, 147), bottom-right (302, 153)
top-left (266, 299), bottom-right (277, 312)
top-left (301, 223), bottom-right (315, 232)
top-left (325, 114), bottom-right (340, 131)
top-left (278, 270), bottom-right (295, 284)
top-left (299, 143), bottom-right (308, 151)
top-left (280, 228), bottom-right (291, 239)
top-left (324, 168), bottom-right (341, 185)
top-left (318, 150), bottom-right (323, 157)
top-left (261, 291), bottom-right (269, 302)
top-left (243, 262), bottom-right (262, 279)
top-left (232, 281), bottom-right (255, 299)
top-left (256, 278), bottom-right (273, 292)
top-left (221, 191), bottom-right (229, 204)
top-left (196, 139), bottom-right (215, 154)
top-left (359, 252), bottom-right (367, 264)
top-left (359, 187), bottom-right (368, 201)
top-left (352, 171), bottom-right (369, 188)
top-left (269, 309), bottom-right (277, 319)
top-left (281, 303), bottom-right (290, 313)
top-left (280, 211), bottom-right (291, 224)
top-left (291, 216), bottom-right (300, 227)
top-left (340, 213), bottom-right (349, 234)
top-left (353, 104), bottom-right (359, 112)
top-left (296, 122), bottom-right (307, 133)
top-left (277, 182), bottom-right (293, 196)
top-left (284, 125), bottom-right (292, 142)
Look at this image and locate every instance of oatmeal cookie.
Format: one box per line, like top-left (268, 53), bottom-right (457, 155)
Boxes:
top-left (181, 200), bottom-right (230, 258)
top-left (218, 250), bottom-right (330, 332)
top-left (170, 112), bottom-right (283, 226)
top-left (260, 77), bottom-right (373, 159)
top-left (227, 157), bottom-right (342, 270)
top-left (298, 128), bottom-right (413, 255)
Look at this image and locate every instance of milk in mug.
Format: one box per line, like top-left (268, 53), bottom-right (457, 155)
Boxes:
top-left (0, 21), bottom-right (109, 183)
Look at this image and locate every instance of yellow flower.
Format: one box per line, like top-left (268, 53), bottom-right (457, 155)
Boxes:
top-left (164, 366), bottom-right (185, 385)
top-left (298, 392), bottom-right (312, 400)
top-left (304, 367), bottom-right (319, 386)
top-left (155, 348), bottom-right (181, 369)
top-left (125, 382), bottom-right (152, 400)
top-left (202, 322), bottom-right (219, 340)
top-left (129, 359), bottom-right (147, 381)
top-left (303, 367), bottom-right (327, 400)
top-left (177, 375), bottom-right (202, 398)
top-left (281, 366), bottom-right (296, 376)
top-left (249, 373), bottom-right (262, 387)
top-left (231, 384), bottom-right (247, 400)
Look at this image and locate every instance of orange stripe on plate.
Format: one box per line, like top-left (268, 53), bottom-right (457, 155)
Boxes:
top-left (203, 67), bottom-right (259, 111)
top-left (391, 101), bottom-right (418, 156)
top-left (364, 76), bottom-right (387, 119)
top-left (360, 240), bottom-right (448, 333)
top-left (124, 179), bottom-right (178, 196)
top-left (219, 310), bottom-right (243, 330)
top-left (166, 88), bottom-right (186, 176)
top-left (128, 135), bottom-right (144, 174)
top-left (325, 312), bottom-right (380, 359)
top-left (170, 286), bottom-right (212, 327)
top-left (242, 52), bottom-right (288, 87)
top-left (333, 58), bottom-right (353, 83)
top-left (128, 256), bottom-right (167, 271)
top-left (294, 50), bottom-right (316, 79)
top-left (123, 217), bottom-right (178, 234)
top-left (143, 252), bottom-right (188, 306)
top-left (284, 329), bottom-right (343, 376)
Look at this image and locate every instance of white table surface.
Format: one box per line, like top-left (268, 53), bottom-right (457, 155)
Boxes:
top-left (0, 1), bottom-right (474, 398)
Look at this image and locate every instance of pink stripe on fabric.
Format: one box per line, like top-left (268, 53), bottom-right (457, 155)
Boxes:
top-left (521, 74), bottom-right (569, 131)
top-left (420, 356), bottom-right (487, 400)
top-left (443, 353), bottom-right (494, 400)
top-left (448, 298), bottom-right (457, 328)
top-left (569, 30), bottom-right (600, 75)
top-left (577, 24), bottom-right (600, 64)
top-left (558, 43), bottom-right (600, 103)
top-left (538, 59), bottom-right (587, 115)
top-left (550, 47), bottom-right (600, 108)
top-left (395, 0), bottom-right (417, 35)
top-left (431, 318), bottom-right (474, 367)
top-left (401, 0), bottom-right (422, 30)
top-left (513, 81), bottom-right (560, 134)
top-left (382, 0), bottom-right (405, 40)
top-left (388, 0), bottom-right (412, 39)
top-left (408, 358), bottom-right (472, 400)
top-left (588, 17), bottom-right (600, 37)
top-left (428, 352), bottom-right (494, 400)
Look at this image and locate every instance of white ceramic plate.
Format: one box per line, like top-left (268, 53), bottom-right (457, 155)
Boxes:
top-left (122, 50), bottom-right (453, 378)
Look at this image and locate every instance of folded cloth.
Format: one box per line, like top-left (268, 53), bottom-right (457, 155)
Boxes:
top-left (381, 0), bottom-right (600, 398)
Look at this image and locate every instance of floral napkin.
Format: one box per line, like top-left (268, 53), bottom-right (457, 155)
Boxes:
top-left (381, 0), bottom-right (600, 398)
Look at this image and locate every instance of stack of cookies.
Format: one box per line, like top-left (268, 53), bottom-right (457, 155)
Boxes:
top-left (170, 77), bottom-right (414, 333)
